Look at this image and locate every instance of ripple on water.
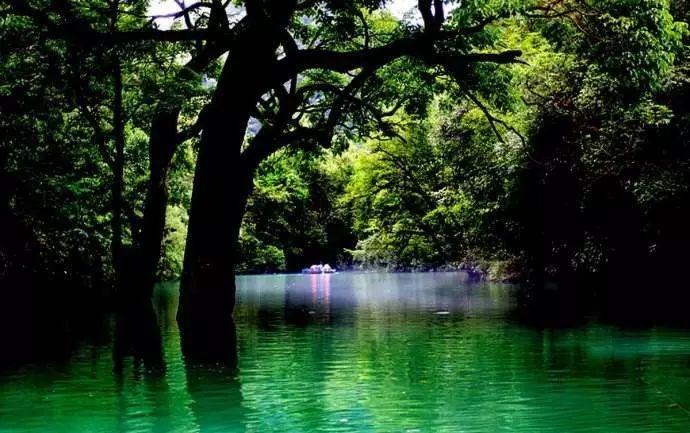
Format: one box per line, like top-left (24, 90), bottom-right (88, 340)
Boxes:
top-left (1, 273), bottom-right (690, 433)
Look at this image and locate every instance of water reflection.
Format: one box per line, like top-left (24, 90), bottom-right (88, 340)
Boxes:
top-left (283, 273), bottom-right (335, 326)
top-left (1, 273), bottom-right (690, 433)
top-left (112, 302), bottom-right (164, 378)
top-left (179, 318), bottom-right (238, 367)
top-left (183, 358), bottom-right (245, 433)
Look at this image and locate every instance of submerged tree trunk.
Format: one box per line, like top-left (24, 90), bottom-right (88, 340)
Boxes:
top-left (123, 109), bottom-right (181, 300)
top-left (177, 73), bottom-right (256, 325)
top-left (178, 21), bottom-right (283, 327)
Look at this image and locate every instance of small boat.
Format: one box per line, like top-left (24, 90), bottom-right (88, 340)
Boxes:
top-left (301, 264), bottom-right (337, 274)
top-left (302, 264), bottom-right (324, 274)
top-left (302, 267), bottom-right (323, 274)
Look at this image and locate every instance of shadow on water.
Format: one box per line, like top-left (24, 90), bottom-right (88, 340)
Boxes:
top-left (112, 300), bottom-right (165, 378)
top-left (179, 315), bottom-right (238, 367)
top-left (510, 283), bottom-right (591, 329)
top-left (153, 279), bottom-right (239, 365)
top-left (180, 317), bottom-right (245, 432)
top-left (509, 272), bottom-right (690, 330)
top-left (120, 282), bottom-right (245, 433)
top-left (111, 299), bottom-right (171, 433)
top-left (0, 280), bottom-right (111, 372)
top-left (182, 346), bottom-right (245, 432)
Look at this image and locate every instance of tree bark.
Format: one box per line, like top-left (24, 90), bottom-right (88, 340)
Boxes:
top-left (178, 22), bottom-right (283, 327)
top-left (123, 109), bottom-right (181, 300)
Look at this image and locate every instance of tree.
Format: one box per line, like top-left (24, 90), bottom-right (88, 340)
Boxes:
top-left (4, 0), bottom-right (689, 328)
top-left (345, 102), bottom-right (519, 270)
top-left (503, 0), bottom-right (689, 315)
top-left (176, 0), bottom-right (526, 325)
top-left (238, 148), bottom-right (355, 273)
top-left (4, 0), bottom-right (526, 326)
top-left (4, 0), bottom-right (219, 297)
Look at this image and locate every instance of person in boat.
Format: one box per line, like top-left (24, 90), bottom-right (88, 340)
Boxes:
top-left (309, 264), bottom-right (322, 273)
top-left (322, 263), bottom-right (333, 273)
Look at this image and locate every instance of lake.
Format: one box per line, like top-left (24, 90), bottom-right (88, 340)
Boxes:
top-left (1, 272), bottom-right (690, 432)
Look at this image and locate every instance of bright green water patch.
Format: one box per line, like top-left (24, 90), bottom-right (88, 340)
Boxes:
top-left (1, 272), bottom-right (690, 432)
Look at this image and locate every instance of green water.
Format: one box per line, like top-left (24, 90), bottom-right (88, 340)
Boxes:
top-left (1, 272), bottom-right (690, 432)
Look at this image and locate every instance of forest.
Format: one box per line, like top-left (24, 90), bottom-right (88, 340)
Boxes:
top-left (2, 0), bottom-right (689, 327)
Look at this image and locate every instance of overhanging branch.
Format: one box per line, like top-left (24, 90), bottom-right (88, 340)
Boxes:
top-left (277, 36), bottom-right (523, 80)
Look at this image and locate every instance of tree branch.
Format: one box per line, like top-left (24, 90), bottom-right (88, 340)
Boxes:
top-left (463, 91), bottom-right (525, 146)
top-left (278, 34), bottom-right (523, 79)
top-left (7, 0), bottom-right (243, 45)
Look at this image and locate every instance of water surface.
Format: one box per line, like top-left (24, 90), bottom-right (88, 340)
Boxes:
top-left (1, 272), bottom-right (690, 432)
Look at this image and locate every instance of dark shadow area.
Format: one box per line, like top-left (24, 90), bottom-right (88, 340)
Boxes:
top-left (510, 284), bottom-right (590, 329)
top-left (111, 299), bottom-right (169, 433)
top-left (112, 299), bottom-right (165, 378)
top-left (180, 314), bottom-right (238, 368)
top-left (0, 280), bottom-right (111, 372)
top-left (183, 353), bottom-right (245, 432)
top-left (511, 274), bottom-right (690, 330)
top-left (181, 317), bottom-right (245, 432)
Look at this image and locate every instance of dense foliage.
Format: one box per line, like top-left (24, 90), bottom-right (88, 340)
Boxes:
top-left (237, 149), bottom-right (355, 273)
top-left (1, 0), bottom-right (689, 316)
top-left (1, 1), bottom-right (211, 290)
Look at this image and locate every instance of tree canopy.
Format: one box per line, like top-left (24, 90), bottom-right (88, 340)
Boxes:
top-left (1, 0), bottom-right (689, 321)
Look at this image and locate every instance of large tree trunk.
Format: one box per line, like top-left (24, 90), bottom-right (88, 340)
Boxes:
top-left (177, 81), bottom-right (255, 326)
top-left (178, 23), bottom-right (281, 328)
top-left (178, 141), bottom-right (254, 324)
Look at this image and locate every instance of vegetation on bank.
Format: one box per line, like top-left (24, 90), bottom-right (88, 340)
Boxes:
top-left (238, 0), bottom-right (690, 291)
top-left (1, 1), bottom-right (689, 316)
